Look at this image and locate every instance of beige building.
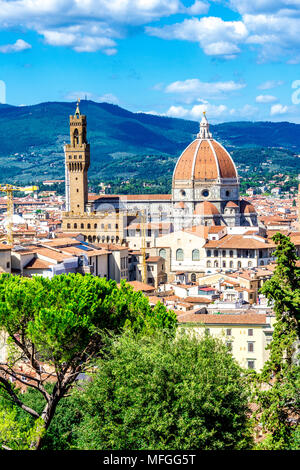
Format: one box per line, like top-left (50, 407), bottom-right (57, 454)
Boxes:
top-left (154, 225), bottom-right (277, 282)
top-left (177, 312), bottom-right (275, 371)
top-left (0, 243), bottom-right (12, 274)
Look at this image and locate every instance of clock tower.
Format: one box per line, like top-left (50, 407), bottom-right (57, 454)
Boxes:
top-left (64, 100), bottom-right (90, 213)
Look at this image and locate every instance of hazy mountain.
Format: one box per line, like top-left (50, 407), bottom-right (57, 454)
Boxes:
top-left (0, 100), bottom-right (299, 184)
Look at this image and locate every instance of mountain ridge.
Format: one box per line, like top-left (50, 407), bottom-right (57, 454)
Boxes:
top-left (0, 100), bottom-right (299, 184)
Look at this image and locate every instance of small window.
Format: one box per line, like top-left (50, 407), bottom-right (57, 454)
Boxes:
top-left (226, 342), bottom-right (232, 351)
top-left (248, 360), bottom-right (255, 370)
top-left (248, 342), bottom-right (254, 353)
top-left (248, 329), bottom-right (253, 336)
top-left (226, 329), bottom-right (231, 336)
top-left (192, 249), bottom-right (200, 261)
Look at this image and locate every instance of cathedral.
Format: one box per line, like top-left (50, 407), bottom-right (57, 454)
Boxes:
top-left (62, 103), bottom-right (258, 243)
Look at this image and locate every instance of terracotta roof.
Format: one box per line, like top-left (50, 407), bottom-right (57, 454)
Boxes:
top-left (174, 201), bottom-right (187, 209)
top-left (194, 201), bottom-right (220, 216)
top-left (126, 281), bottom-right (156, 292)
top-left (226, 200), bottom-right (239, 208)
top-left (24, 258), bottom-right (54, 270)
top-left (0, 243), bottom-right (12, 250)
top-left (173, 138), bottom-right (237, 181)
top-left (146, 256), bottom-right (163, 263)
top-left (204, 234), bottom-right (276, 249)
top-left (184, 296), bottom-right (213, 304)
top-left (177, 313), bottom-right (268, 325)
top-left (208, 226), bottom-right (226, 233)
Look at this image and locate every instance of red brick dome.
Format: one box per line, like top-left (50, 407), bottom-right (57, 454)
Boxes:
top-left (173, 114), bottom-right (238, 182)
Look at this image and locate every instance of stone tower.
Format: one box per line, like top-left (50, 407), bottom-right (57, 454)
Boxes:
top-left (64, 100), bottom-right (90, 213)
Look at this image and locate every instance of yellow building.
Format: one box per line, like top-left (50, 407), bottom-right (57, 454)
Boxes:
top-left (177, 312), bottom-right (275, 371)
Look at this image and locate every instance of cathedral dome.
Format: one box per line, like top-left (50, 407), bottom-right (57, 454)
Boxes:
top-left (173, 113), bottom-right (238, 182)
top-left (194, 201), bottom-right (220, 215)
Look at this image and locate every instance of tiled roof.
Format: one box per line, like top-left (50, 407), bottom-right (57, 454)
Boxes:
top-left (177, 312), bottom-right (268, 325)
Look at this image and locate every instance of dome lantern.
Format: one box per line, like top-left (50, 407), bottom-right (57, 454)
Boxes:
top-left (197, 111), bottom-right (212, 139)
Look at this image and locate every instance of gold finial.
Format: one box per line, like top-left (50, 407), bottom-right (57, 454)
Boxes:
top-left (203, 111), bottom-right (206, 116)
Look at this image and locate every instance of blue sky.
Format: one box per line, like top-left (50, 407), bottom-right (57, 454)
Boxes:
top-left (0, 0), bottom-right (299, 123)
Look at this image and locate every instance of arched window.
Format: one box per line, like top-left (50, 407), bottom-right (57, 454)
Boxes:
top-left (81, 223), bottom-right (84, 229)
top-left (230, 261), bottom-right (234, 268)
top-left (176, 249), bottom-right (184, 261)
top-left (87, 223), bottom-right (91, 229)
top-left (223, 261), bottom-right (226, 268)
top-left (214, 250), bottom-right (218, 257)
top-left (207, 250), bottom-right (211, 257)
top-left (67, 223), bottom-right (71, 229)
top-left (74, 223), bottom-right (77, 229)
top-left (222, 250), bottom-right (226, 257)
top-left (73, 128), bottom-right (79, 145)
top-left (94, 224), bottom-right (97, 229)
top-left (207, 261), bottom-right (211, 268)
top-left (191, 273), bottom-right (196, 283)
top-left (238, 261), bottom-right (242, 269)
top-left (248, 261), bottom-right (252, 268)
top-left (192, 249), bottom-right (200, 261)
top-left (159, 248), bottom-right (167, 259)
top-left (214, 261), bottom-right (219, 268)
top-left (230, 250), bottom-right (234, 258)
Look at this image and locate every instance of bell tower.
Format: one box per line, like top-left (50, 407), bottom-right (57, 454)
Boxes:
top-left (64, 100), bottom-right (90, 213)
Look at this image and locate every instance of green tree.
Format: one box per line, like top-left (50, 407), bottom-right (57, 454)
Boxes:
top-left (252, 233), bottom-right (300, 449)
top-left (0, 273), bottom-right (177, 450)
top-left (74, 331), bottom-right (253, 450)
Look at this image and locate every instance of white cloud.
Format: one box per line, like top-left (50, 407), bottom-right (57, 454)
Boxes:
top-left (165, 105), bottom-right (189, 118)
top-left (186, 1), bottom-right (209, 15)
top-left (147, 16), bottom-right (248, 58)
top-left (0, 39), bottom-right (31, 53)
top-left (256, 94), bottom-right (277, 103)
top-left (270, 103), bottom-right (289, 115)
top-left (165, 78), bottom-right (246, 101)
top-left (229, 1), bottom-right (300, 15)
top-left (165, 101), bottom-right (261, 121)
top-left (258, 80), bottom-right (284, 90)
top-left (0, 0), bottom-right (183, 54)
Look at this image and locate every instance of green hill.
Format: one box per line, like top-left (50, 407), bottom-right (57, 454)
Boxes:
top-left (0, 100), bottom-right (299, 184)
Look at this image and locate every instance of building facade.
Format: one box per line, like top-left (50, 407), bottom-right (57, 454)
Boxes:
top-left (62, 105), bottom-right (259, 246)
